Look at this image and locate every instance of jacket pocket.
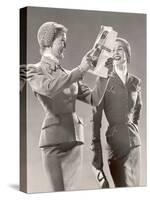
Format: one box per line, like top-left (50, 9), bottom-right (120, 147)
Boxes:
top-left (73, 113), bottom-right (84, 125)
top-left (77, 116), bottom-right (84, 125)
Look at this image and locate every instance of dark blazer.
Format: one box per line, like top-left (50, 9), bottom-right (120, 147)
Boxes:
top-left (27, 56), bottom-right (108, 147)
top-left (92, 71), bottom-right (142, 159)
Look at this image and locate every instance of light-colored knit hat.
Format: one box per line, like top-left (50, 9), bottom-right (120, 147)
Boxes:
top-left (37, 22), bottom-right (67, 48)
top-left (116, 37), bottom-right (131, 63)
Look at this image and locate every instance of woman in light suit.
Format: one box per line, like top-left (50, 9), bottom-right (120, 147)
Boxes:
top-left (27, 22), bottom-right (109, 191)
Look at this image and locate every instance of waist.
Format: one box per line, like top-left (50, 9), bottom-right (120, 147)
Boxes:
top-left (108, 120), bottom-right (132, 127)
top-left (44, 112), bottom-right (81, 124)
top-left (106, 113), bottom-right (134, 127)
top-left (45, 111), bottom-right (76, 118)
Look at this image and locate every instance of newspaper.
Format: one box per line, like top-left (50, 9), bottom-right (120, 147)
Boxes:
top-left (89, 25), bottom-right (118, 77)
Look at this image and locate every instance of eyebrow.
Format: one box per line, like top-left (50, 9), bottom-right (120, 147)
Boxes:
top-left (116, 46), bottom-right (124, 49)
top-left (113, 45), bottom-right (123, 50)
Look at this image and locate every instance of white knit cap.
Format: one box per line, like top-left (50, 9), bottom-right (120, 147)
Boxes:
top-left (37, 22), bottom-right (67, 48)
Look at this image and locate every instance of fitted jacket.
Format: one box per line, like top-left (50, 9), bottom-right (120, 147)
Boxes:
top-left (27, 56), bottom-right (108, 147)
top-left (92, 71), bottom-right (142, 159)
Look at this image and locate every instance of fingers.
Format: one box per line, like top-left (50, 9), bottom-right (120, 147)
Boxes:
top-left (105, 58), bottom-right (114, 77)
top-left (105, 57), bottom-right (113, 68)
top-left (86, 48), bottom-right (95, 58)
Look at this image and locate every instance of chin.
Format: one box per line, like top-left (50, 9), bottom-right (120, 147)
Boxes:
top-left (115, 59), bottom-right (125, 65)
top-left (55, 54), bottom-right (62, 60)
top-left (114, 60), bottom-right (120, 65)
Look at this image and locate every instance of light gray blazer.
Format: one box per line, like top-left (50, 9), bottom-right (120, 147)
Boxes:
top-left (27, 56), bottom-right (108, 147)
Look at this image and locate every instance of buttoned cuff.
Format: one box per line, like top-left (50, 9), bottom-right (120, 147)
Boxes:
top-left (76, 65), bottom-right (87, 77)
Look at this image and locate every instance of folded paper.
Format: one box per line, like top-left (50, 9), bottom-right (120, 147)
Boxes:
top-left (89, 25), bottom-right (118, 77)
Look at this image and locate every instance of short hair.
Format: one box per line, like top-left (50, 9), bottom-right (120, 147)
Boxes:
top-left (116, 37), bottom-right (131, 63)
top-left (37, 22), bottom-right (67, 50)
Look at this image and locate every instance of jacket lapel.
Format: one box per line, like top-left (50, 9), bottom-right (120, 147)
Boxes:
top-left (111, 71), bottom-right (126, 88)
top-left (126, 73), bottom-right (137, 91)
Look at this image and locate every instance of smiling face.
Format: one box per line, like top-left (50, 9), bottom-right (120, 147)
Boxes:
top-left (51, 31), bottom-right (67, 60)
top-left (113, 41), bottom-right (127, 65)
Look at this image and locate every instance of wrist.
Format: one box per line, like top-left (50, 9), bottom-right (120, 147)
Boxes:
top-left (78, 65), bottom-right (88, 75)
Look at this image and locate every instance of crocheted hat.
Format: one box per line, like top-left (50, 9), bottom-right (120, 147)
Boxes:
top-left (37, 22), bottom-right (67, 48)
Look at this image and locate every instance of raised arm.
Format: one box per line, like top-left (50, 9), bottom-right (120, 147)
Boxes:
top-left (27, 64), bottom-right (84, 98)
top-left (91, 100), bottom-right (104, 170)
top-left (20, 64), bottom-right (27, 92)
top-left (27, 49), bottom-right (96, 98)
top-left (77, 57), bottom-right (112, 106)
top-left (77, 77), bottom-right (109, 106)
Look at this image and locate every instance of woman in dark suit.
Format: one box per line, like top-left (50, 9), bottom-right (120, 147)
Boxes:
top-left (27, 22), bottom-right (109, 191)
top-left (92, 38), bottom-right (142, 187)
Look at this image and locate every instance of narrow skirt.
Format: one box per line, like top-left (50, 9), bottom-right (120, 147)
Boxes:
top-left (41, 143), bottom-right (83, 191)
top-left (108, 146), bottom-right (141, 187)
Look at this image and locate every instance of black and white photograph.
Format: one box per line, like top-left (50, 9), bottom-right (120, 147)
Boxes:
top-left (1, 0), bottom-right (150, 200)
top-left (20, 6), bottom-right (146, 193)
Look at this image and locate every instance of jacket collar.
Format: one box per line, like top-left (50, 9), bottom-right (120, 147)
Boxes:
top-left (41, 56), bottom-right (58, 70)
top-left (111, 71), bottom-right (125, 87)
top-left (40, 56), bottom-right (68, 75)
top-left (111, 71), bottom-right (136, 89)
top-left (111, 71), bottom-right (128, 87)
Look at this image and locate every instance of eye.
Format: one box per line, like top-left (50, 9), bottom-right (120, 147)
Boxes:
top-left (118, 47), bottom-right (123, 51)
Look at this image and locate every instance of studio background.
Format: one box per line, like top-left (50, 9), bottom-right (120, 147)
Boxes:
top-left (22, 7), bottom-right (146, 193)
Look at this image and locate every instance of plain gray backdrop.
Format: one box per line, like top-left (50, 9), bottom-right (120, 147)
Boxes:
top-left (23, 7), bottom-right (146, 193)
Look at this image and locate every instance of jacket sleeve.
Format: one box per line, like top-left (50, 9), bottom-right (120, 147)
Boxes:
top-left (27, 64), bottom-right (83, 98)
top-left (133, 80), bottom-right (142, 125)
top-left (92, 100), bottom-right (104, 144)
top-left (91, 99), bottom-right (104, 170)
top-left (20, 64), bottom-right (27, 92)
top-left (77, 77), bottom-right (109, 106)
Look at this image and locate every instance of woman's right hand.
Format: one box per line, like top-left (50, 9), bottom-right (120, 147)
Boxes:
top-left (104, 57), bottom-right (114, 77)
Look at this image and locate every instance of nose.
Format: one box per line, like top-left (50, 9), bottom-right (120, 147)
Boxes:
top-left (64, 42), bottom-right (66, 48)
top-left (113, 48), bottom-right (119, 55)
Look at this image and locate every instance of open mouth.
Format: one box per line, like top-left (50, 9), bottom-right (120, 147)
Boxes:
top-left (114, 55), bottom-right (121, 60)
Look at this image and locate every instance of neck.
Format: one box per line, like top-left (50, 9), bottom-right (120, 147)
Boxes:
top-left (43, 51), bottom-right (59, 64)
top-left (114, 62), bottom-right (127, 73)
top-left (114, 63), bottom-right (128, 84)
